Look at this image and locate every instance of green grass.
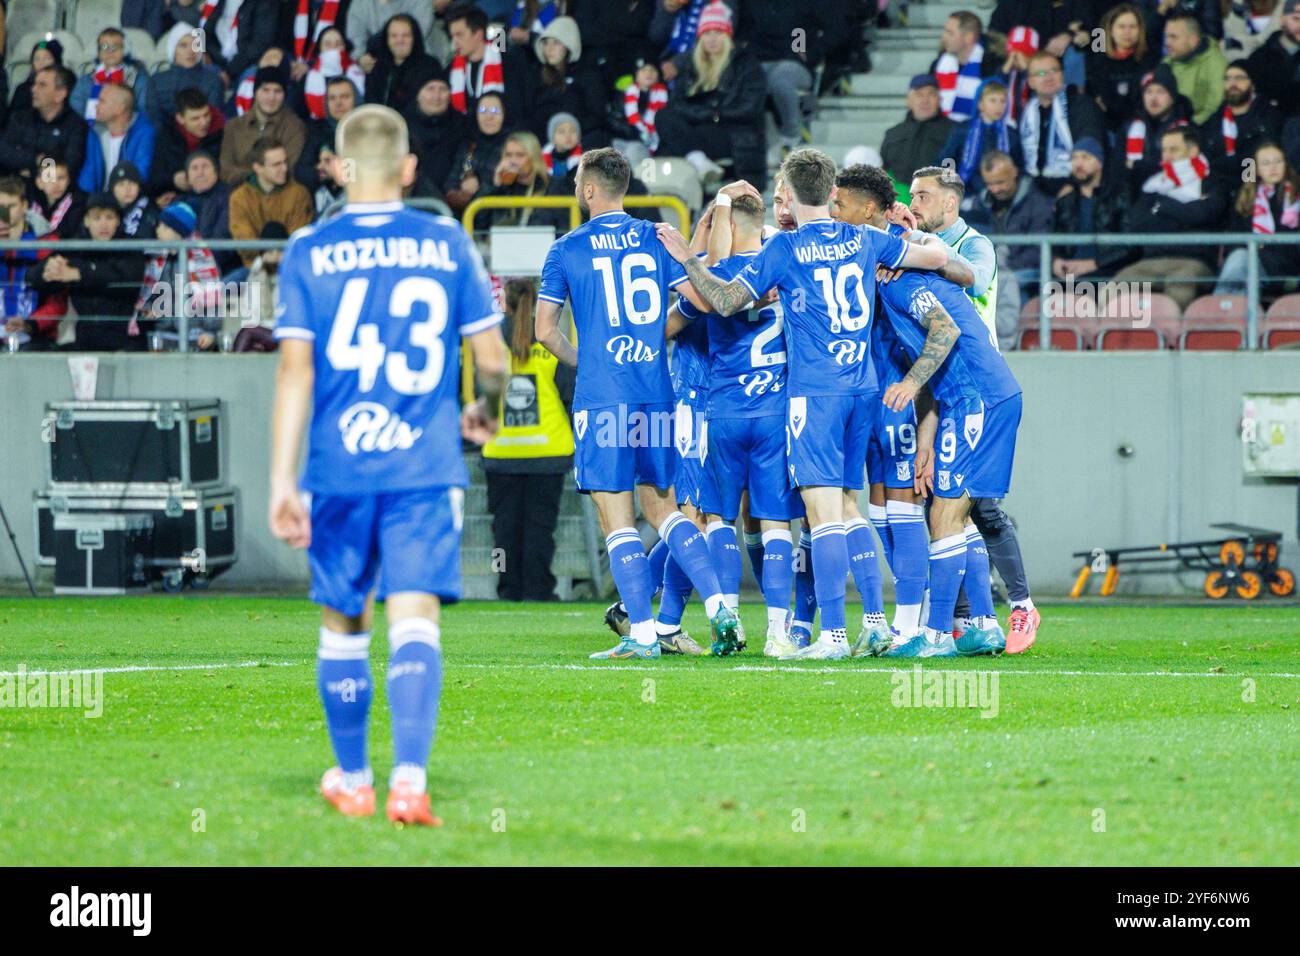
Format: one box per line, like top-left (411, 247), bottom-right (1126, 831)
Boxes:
top-left (1, 597), bottom-right (1297, 866)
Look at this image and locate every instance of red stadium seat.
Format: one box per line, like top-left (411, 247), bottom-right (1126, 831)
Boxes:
top-left (1095, 322), bottom-right (1164, 350)
top-left (1097, 290), bottom-right (1179, 349)
top-left (1179, 296), bottom-right (1248, 350)
top-left (1017, 323), bottom-right (1084, 350)
top-left (1263, 295), bottom-right (1300, 348)
top-left (1017, 293), bottom-right (1095, 350)
top-left (1183, 294), bottom-right (1247, 322)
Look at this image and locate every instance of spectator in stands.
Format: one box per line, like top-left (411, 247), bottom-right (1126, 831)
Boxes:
top-left (229, 138), bottom-right (314, 266)
top-left (349, 0), bottom-right (435, 68)
top-left (610, 55), bottom-right (668, 166)
top-left (1116, 125), bottom-right (1230, 308)
top-left (204, 0), bottom-right (280, 88)
top-left (0, 67), bottom-right (87, 182)
top-left (295, 76), bottom-right (358, 198)
top-left (164, 0), bottom-right (207, 30)
top-left (110, 162), bottom-right (160, 239)
top-left (137, 201), bottom-right (224, 350)
top-left (9, 37), bottom-right (63, 116)
top-left (301, 27), bottom-right (368, 121)
top-left (735, 2), bottom-right (832, 153)
top-left (649, 0), bottom-right (716, 84)
top-left (481, 278), bottom-right (575, 603)
top-left (30, 194), bottom-right (145, 352)
top-left (182, 150), bottom-right (236, 271)
top-left (1052, 137), bottom-right (1134, 280)
top-left (32, 158), bottom-right (87, 239)
top-left (1200, 59), bottom-right (1282, 177)
top-left (71, 28), bottom-right (152, 125)
top-left (543, 113), bottom-right (582, 188)
top-left (403, 74), bottom-right (472, 192)
top-left (1124, 64), bottom-right (1196, 187)
top-left (445, 3), bottom-right (528, 121)
top-left (572, 0), bottom-right (654, 88)
top-left (996, 25), bottom-right (1039, 125)
top-left (78, 84), bottom-right (156, 194)
top-left (444, 91), bottom-right (512, 213)
top-left (973, 150), bottom-right (1054, 289)
top-left (122, 0), bottom-right (169, 38)
top-left (654, 5), bottom-right (768, 189)
top-left (150, 88), bottom-right (227, 201)
top-left (1163, 12), bottom-right (1228, 124)
top-left (931, 10), bottom-right (1001, 124)
top-left (507, 1), bottom-right (560, 48)
top-left (0, 176), bottom-right (60, 351)
top-left (1214, 140), bottom-right (1300, 294)
top-left (526, 17), bottom-right (609, 149)
top-left (939, 79), bottom-right (1024, 196)
top-left (1142, 0), bottom-right (1224, 44)
top-left (220, 66), bottom-right (308, 185)
top-left (364, 13), bottom-right (441, 112)
top-left (1021, 52), bottom-right (1105, 195)
top-left (146, 23), bottom-right (225, 131)
top-left (232, 221), bottom-right (288, 352)
top-left (1246, 0), bottom-right (1300, 116)
top-left (480, 131), bottom-right (567, 229)
top-left (1086, 4), bottom-right (1161, 136)
top-left (881, 75), bottom-right (955, 192)
top-left (1224, 1), bottom-right (1284, 58)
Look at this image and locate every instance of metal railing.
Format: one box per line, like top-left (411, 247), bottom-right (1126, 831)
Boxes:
top-left (996, 232), bottom-right (1300, 350)
top-left (462, 194), bottom-right (692, 235)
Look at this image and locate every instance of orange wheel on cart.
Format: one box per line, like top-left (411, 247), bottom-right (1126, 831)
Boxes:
top-left (1235, 571), bottom-right (1262, 600)
top-left (1204, 571), bottom-right (1229, 599)
top-left (1254, 541), bottom-right (1279, 564)
top-left (1270, 568), bottom-right (1295, 597)
top-left (1220, 540), bottom-right (1245, 567)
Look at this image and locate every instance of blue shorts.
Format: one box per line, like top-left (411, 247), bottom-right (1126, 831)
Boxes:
top-left (867, 399), bottom-right (918, 489)
top-left (673, 394), bottom-right (718, 509)
top-left (934, 394), bottom-right (1022, 500)
top-left (308, 487), bottom-right (464, 617)
top-left (786, 393), bottom-right (874, 490)
top-left (573, 402), bottom-right (676, 493)
top-left (701, 414), bottom-right (803, 521)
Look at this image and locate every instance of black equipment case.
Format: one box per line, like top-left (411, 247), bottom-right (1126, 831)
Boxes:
top-left (52, 514), bottom-right (154, 595)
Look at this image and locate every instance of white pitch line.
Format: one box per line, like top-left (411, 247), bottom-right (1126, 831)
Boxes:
top-left (0, 661), bottom-right (298, 678)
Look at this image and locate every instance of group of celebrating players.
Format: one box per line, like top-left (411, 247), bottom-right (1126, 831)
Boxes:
top-left (268, 106), bottom-right (1044, 823)
top-left (538, 145), bottom-right (1042, 663)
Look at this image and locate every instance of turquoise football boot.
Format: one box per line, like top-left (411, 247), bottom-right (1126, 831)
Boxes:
top-left (956, 620), bottom-right (1007, 657)
top-left (709, 605), bottom-right (742, 657)
top-left (590, 638), bottom-right (661, 660)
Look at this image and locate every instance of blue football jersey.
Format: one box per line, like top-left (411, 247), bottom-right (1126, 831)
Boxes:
top-left (538, 209), bottom-right (688, 411)
top-left (274, 202), bottom-right (500, 494)
top-left (671, 296), bottom-right (711, 397)
top-left (678, 252), bottom-right (787, 418)
top-left (735, 219), bottom-right (907, 397)
top-left (876, 267), bottom-right (1021, 408)
top-left (870, 305), bottom-right (912, 390)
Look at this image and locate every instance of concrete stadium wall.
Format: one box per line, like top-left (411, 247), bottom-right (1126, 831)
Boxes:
top-left (1, 351), bottom-right (1297, 597)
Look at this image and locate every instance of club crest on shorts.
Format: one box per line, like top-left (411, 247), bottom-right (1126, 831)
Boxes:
top-left (896, 460), bottom-right (911, 482)
top-left (937, 470), bottom-right (951, 492)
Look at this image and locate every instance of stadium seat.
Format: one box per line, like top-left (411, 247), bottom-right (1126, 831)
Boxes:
top-left (1180, 295), bottom-right (1248, 350)
top-left (1017, 293), bottom-right (1094, 349)
top-left (1260, 294), bottom-right (1300, 347)
top-left (5, 1), bottom-right (60, 61)
top-left (122, 29), bottom-right (159, 67)
top-left (1016, 323), bottom-right (1084, 350)
top-left (7, 62), bottom-right (31, 91)
top-left (48, 31), bottom-right (88, 71)
top-left (634, 156), bottom-right (703, 217)
top-left (69, 0), bottom-right (124, 37)
top-left (1097, 289), bottom-right (1179, 349)
top-left (1095, 322), bottom-right (1164, 350)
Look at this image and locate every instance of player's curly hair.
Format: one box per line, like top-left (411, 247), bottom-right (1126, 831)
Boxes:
top-left (835, 164), bottom-right (895, 213)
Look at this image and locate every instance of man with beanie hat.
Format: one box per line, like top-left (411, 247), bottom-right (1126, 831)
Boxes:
top-left (881, 75), bottom-right (955, 189)
top-left (1200, 59), bottom-right (1281, 176)
top-left (1246, 1), bottom-right (1300, 116)
top-left (144, 24), bottom-right (224, 130)
top-left (1052, 136), bottom-right (1134, 282)
top-left (109, 160), bottom-right (160, 237)
top-left (220, 65), bottom-right (308, 186)
top-left (1162, 12), bottom-right (1229, 124)
top-left (402, 73), bottom-right (470, 192)
top-left (1123, 63), bottom-right (1197, 188)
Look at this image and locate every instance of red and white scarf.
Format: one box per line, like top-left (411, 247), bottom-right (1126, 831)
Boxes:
top-left (85, 64), bottom-right (126, 122)
top-left (1143, 154), bottom-right (1210, 202)
top-left (1125, 118), bottom-right (1148, 165)
top-left (449, 43), bottom-right (504, 114)
top-left (624, 83), bottom-right (668, 151)
top-left (543, 143), bottom-right (581, 175)
top-left (304, 48), bottom-right (365, 119)
top-left (294, 0), bottom-right (339, 61)
top-left (199, 0), bottom-right (218, 25)
top-left (136, 243), bottom-right (222, 317)
top-left (204, 0), bottom-right (242, 62)
top-left (45, 193), bottom-right (74, 232)
top-left (234, 73), bottom-right (254, 115)
top-left (1252, 182), bottom-right (1300, 234)
top-left (1220, 97), bottom-right (1253, 157)
top-left (934, 41), bottom-right (984, 122)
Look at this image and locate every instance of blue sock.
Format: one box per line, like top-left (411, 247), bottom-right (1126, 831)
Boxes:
top-left (317, 629), bottom-right (373, 774)
top-left (887, 499), bottom-right (929, 631)
top-left (925, 533), bottom-right (967, 633)
top-left (760, 528), bottom-right (794, 619)
top-left (386, 618), bottom-right (443, 771)
top-left (810, 522), bottom-right (848, 633)
top-left (743, 530), bottom-right (765, 585)
top-left (657, 553), bottom-right (693, 628)
top-left (707, 520), bottom-right (742, 605)
top-left (660, 512), bottom-right (724, 617)
top-left (846, 518), bottom-right (884, 617)
top-left (868, 503), bottom-right (893, 572)
top-left (793, 526), bottom-right (818, 629)
top-left (645, 538), bottom-right (668, 598)
top-left (964, 526), bottom-right (996, 619)
top-left (606, 528), bottom-right (655, 626)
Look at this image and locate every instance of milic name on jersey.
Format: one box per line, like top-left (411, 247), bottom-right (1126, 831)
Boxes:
top-left (794, 234), bottom-right (862, 264)
top-left (309, 237), bottom-right (459, 276)
top-left (588, 231), bottom-right (642, 251)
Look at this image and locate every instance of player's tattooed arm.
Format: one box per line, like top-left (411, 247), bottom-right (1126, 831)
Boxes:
top-left (534, 298), bottom-right (578, 368)
top-left (883, 298), bottom-right (959, 411)
top-left (655, 222), bottom-right (754, 316)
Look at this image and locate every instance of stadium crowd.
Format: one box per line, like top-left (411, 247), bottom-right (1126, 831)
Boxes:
top-left (0, 0), bottom-right (1298, 352)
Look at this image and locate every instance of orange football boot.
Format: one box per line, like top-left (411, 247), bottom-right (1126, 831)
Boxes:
top-left (320, 766), bottom-right (376, 817)
top-left (386, 782), bottom-right (444, 827)
top-left (1006, 607), bottom-right (1041, 654)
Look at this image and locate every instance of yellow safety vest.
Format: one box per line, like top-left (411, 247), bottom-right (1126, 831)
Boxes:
top-left (483, 342), bottom-right (575, 460)
top-left (952, 223), bottom-right (999, 348)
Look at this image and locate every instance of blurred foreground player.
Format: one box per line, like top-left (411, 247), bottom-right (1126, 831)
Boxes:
top-left (269, 105), bottom-right (508, 825)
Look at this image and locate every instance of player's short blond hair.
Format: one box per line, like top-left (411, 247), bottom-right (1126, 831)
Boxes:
top-left (335, 104), bottom-right (409, 183)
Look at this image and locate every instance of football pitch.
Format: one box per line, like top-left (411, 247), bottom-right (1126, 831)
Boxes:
top-left (2, 597), bottom-right (1297, 867)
